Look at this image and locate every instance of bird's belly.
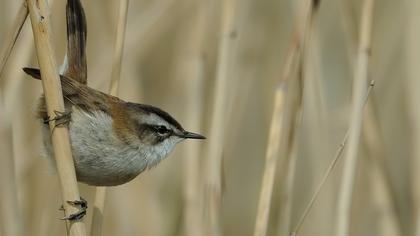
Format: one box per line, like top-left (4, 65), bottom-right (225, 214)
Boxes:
top-left (72, 145), bottom-right (148, 186)
top-left (41, 109), bottom-right (148, 186)
top-left (43, 126), bottom-right (148, 186)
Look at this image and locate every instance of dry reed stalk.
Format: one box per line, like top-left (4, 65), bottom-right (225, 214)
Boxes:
top-left (90, 1), bottom-right (129, 236)
top-left (407, 6), bottom-right (420, 236)
top-left (108, 0), bottom-right (129, 95)
top-left (204, 0), bottom-right (237, 234)
top-left (0, 2), bottom-right (28, 79)
top-left (253, 87), bottom-right (286, 236)
top-left (25, 0), bottom-right (86, 235)
top-left (335, 0), bottom-right (375, 235)
top-left (254, 27), bottom-right (304, 236)
top-left (1, 10), bottom-right (37, 234)
top-left (4, 32), bottom-right (35, 190)
top-left (363, 103), bottom-right (401, 236)
top-left (341, 2), bottom-right (400, 233)
top-left (126, 0), bottom-right (194, 56)
top-left (291, 81), bottom-right (374, 236)
top-left (172, 2), bottom-right (207, 235)
top-left (368, 161), bottom-right (400, 236)
top-left (90, 186), bottom-right (106, 236)
top-left (183, 76), bottom-right (205, 236)
top-left (268, 0), bottom-right (320, 235)
top-left (277, 122), bottom-right (299, 236)
top-left (276, 58), bottom-right (305, 236)
top-left (339, 0), bottom-right (357, 59)
top-left (0, 101), bottom-right (23, 236)
top-left (406, 1), bottom-right (420, 234)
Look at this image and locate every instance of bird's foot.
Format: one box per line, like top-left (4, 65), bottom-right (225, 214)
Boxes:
top-left (60, 197), bottom-right (87, 221)
top-left (44, 110), bottom-right (72, 128)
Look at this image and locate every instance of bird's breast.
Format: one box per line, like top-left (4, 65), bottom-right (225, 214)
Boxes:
top-left (42, 108), bottom-right (149, 186)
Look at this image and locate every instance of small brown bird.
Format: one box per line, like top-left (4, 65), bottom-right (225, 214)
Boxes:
top-left (24, 0), bottom-right (204, 189)
top-left (24, 0), bottom-right (205, 221)
top-left (24, 67), bottom-right (205, 187)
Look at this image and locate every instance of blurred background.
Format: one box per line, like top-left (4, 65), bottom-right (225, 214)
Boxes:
top-left (0, 0), bottom-right (419, 235)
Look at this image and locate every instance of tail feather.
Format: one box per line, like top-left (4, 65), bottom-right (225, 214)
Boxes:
top-left (64, 0), bottom-right (87, 84)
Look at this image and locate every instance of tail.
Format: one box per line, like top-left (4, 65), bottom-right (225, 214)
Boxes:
top-left (24, 0), bottom-right (87, 84)
top-left (63, 0), bottom-right (87, 84)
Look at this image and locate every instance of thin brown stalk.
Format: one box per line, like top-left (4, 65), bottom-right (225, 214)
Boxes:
top-left (183, 66), bottom-right (205, 236)
top-left (204, 0), bottom-right (237, 235)
top-left (173, 2), bottom-right (207, 236)
top-left (0, 101), bottom-right (23, 236)
top-left (406, 1), bottom-right (420, 234)
top-left (253, 87), bottom-right (286, 236)
top-left (255, 34), bottom-right (305, 236)
top-left (341, 1), bottom-right (401, 233)
top-left (125, 0), bottom-right (193, 56)
top-left (108, 0), bottom-right (129, 95)
top-left (90, 1), bottom-right (129, 236)
top-left (270, 0), bottom-right (319, 235)
top-left (1, 6), bottom-right (35, 234)
top-left (25, 0), bottom-right (86, 235)
top-left (90, 186), bottom-right (106, 236)
top-left (336, 0), bottom-right (375, 235)
top-left (278, 126), bottom-right (299, 236)
top-left (291, 81), bottom-right (374, 236)
top-left (363, 103), bottom-right (401, 236)
top-left (0, 2), bottom-right (28, 79)
top-left (276, 56), bottom-right (305, 236)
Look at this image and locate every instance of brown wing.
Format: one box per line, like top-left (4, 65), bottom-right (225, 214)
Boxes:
top-left (23, 68), bottom-right (121, 119)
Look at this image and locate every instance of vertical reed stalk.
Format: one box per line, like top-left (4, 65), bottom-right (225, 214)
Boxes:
top-left (183, 78), bottom-right (205, 236)
top-left (342, 0), bottom-right (400, 233)
top-left (336, 0), bottom-right (375, 235)
top-left (363, 103), bottom-right (401, 236)
top-left (406, 0), bottom-right (420, 234)
top-left (25, 0), bottom-right (86, 235)
top-left (0, 2), bottom-right (28, 79)
top-left (108, 0), bottom-right (129, 95)
top-left (254, 23), bottom-right (307, 236)
top-left (1, 7), bottom-right (35, 234)
top-left (205, 0), bottom-right (237, 235)
top-left (278, 2), bottom-right (322, 236)
top-left (0, 101), bottom-right (23, 236)
top-left (90, 187), bottom-right (107, 236)
top-left (175, 2), bottom-right (207, 236)
top-left (253, 87), bottom-right (286, 236)
top-left (276, 55), bottom-right (305, 236)
top-left (90, 1), bottom-right (129, 236)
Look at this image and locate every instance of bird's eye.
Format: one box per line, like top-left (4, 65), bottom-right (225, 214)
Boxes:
top-left (155, 125), bottom-right (170, 135)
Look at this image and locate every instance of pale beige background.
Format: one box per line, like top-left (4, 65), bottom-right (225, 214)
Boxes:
top-left (0, 0), bottom-right (418, 235)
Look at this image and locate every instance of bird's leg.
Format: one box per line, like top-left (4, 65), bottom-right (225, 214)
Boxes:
top-left (60, 197), bottom-right (88, 221)
top-left (43, 110), bottom-right (72, 130)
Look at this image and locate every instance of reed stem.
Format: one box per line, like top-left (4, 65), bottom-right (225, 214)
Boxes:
top-left (25, 0), bottom-right (86, 235)
top-left (336, 1), bottom-right (375, 234)
top-left (205, 0), bottom-right (237, 234)
top-left (0, 2), bottom-right (28, 79)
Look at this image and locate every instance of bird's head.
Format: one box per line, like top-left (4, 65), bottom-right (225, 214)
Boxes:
top-left (124, 103), bottom-right (205, 160)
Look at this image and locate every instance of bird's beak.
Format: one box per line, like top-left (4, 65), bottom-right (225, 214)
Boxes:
top-left (182, 131), bottom-right (206, 139)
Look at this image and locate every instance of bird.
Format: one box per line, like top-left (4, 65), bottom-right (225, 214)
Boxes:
top-left (23, 0), bottom-right (205, 221)
top-left (23, 67), bottom-right (206, 187)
